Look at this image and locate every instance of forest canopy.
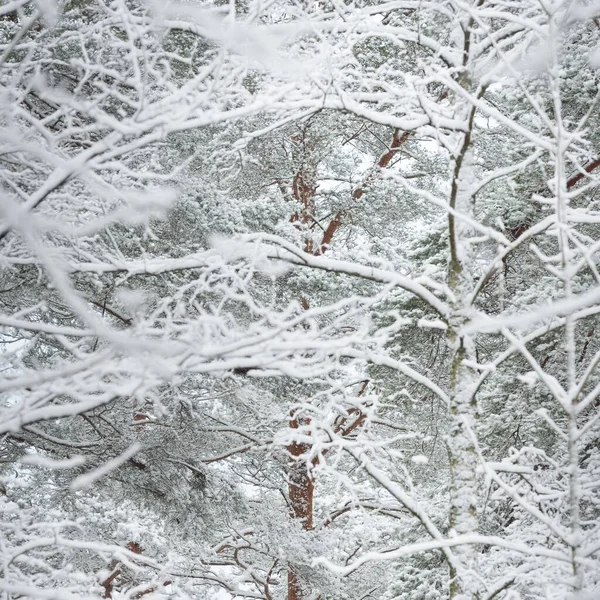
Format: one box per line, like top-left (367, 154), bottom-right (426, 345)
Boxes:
top-left (1, 1), bottom-right (600, 599)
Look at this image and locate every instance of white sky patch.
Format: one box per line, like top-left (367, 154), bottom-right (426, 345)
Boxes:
top-left (590, 47), bottom-right (600, 69)
top-left (568, 1), bottom-right (600, 21)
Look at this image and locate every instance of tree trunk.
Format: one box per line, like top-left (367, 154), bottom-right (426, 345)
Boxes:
top-left (446, 88), bottom-right (482, 599)
top-left (446, 325), bottom-right (480, 600)
top-left (283, 126), bottom-right (406, 600)
top-left (287, 413), bottom-right (314, 600)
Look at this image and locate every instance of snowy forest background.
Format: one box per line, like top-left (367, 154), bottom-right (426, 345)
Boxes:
top-left (2, 1), bottom-right (600, 599)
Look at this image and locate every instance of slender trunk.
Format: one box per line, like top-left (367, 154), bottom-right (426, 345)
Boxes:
top-left (447, 234), bottom-right (480, 599)
top-left (445, 7), bottom-right (486, 592)
top-left (446, 325), bottom-right (479, 600)
top-left (549, 34), bottom-right (583, 588)
top-left (447, 103), bottom-right (482, 599)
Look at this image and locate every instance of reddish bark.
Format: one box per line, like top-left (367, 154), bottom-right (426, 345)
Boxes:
top-left (286, 412), bottom-right (314, 600)
top-left (133, 412), bottom-right (149, 432)
top-left (318, 212), bottom-right (344, 256)
top-left (284, 127), bottom-right (405, 599)
top-left (287, 568), bottom-right (306, 600)
top-left (290, 133), bottom-right (317, 254)
top-left (101, 542), bottom-right (171, 599)
top-left (578, 325), bottom-right (596, 365)
top-left (377, 129), bottom-right (410, 170)
top-left (331, 381), bottom-right (369, 439)
top-left (131, 580), bottom-right (173, 600)
top-left (317, 129), bottom-right (410, 255)
top-left (285, 384), bottom-right (369, 599)
top-left (506, 158), bottom-right (600, 242)
top-left (287, 412), bottom-right (314, 530)
top-left (506, 223), bottom-right (529, 241)
top-left (102, 563), bottom-right (121, 599)
top-left (566, 158), bottom-right (600, 190)
top-left (127, 541), bottom-right (143, 554)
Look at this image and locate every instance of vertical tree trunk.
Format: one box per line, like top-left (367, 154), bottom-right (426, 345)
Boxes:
top-left (445, 6), bottom-right (486, 595)
top-left (287, 413), bottom-right (314, 600)
top-left (446, 100), bottom-right (482, 600)
top-left (549, 35), bottom-right (583, 589)
top-left (284, 126), bottom-right (407, 600)
top-left (446, 324), bottom-right (480, 600)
